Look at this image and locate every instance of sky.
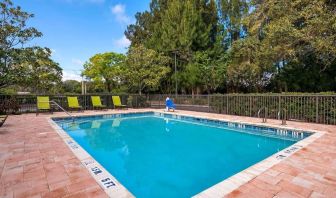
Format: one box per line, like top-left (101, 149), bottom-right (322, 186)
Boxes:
top-left (13, 0), bottom-right (150, 81)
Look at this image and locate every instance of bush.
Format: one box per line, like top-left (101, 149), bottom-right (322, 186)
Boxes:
top-left (0, 97), bottom-right (20, 114)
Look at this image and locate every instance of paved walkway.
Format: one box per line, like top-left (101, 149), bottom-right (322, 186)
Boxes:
top-left (0, 109), bottom-right (335, 198)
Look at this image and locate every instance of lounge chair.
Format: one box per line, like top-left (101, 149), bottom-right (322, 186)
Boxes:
top-left (0, 115), bottom-right (8, 127)
top-left (166, 98), bottom-right (176, 111)
top-left (67, 96), bottom-right (83, 112)
top-left (91, 96), bottom-right (107, 110)
top-left (112, 96), bottom-right (127, 109)
top-left (36, 96), bottom-right (52, 115)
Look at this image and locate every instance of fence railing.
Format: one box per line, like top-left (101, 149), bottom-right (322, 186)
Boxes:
top-left (1, 94), bottom-right (335, 125)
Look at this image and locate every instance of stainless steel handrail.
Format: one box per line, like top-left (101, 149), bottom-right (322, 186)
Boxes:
top-left (278, 108), bottom-right (287, 125)
top-left (258, 107), bottom-right (268, 123)
top-left (50, 100), bottom-right (76, 122)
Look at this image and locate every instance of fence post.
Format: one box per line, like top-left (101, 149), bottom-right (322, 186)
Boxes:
top-left (208, 95), bottom-right (210, 112)
top-left (222, 95), bottom-right (224, 114)
top-left (226, 95), bottom-right (229, 114)
top-left (316, 96), bottom-right (319, 123)
top-left (249, 95), bottom-right (252, 116)
top-left (278, 95), bottom-right (281, 117)
top-left (85, 94), bottom-right (88, 110)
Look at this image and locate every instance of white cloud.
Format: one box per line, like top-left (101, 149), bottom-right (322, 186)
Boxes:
top-left (114, 35), bottom-right (131, 49)
top-left (110, 4), bottom-right (131, 24)
top-left (71, 58), bottom-right (84, 66)
top-left (63, 70), bottom-right (82, 81)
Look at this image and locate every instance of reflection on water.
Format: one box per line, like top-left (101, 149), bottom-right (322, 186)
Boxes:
top-left (165, 118), bottom-right (172, 132)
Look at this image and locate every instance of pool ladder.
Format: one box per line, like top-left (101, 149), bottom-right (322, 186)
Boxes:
top-left (258, 107), bottom-right (268, 123)
top-left (277, 108), bottom-right (287, 125)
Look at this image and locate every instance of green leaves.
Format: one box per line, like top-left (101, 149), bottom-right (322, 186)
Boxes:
top-left (84, 0), bottom-right (336, 93)
top-left (227, 0), bottom-right (336, 92)
top-left (125, 0), bottom-right (224, 94)
top-left (82, 52), bottom-right (126, 92)
top-left (0, 0), bottom-right (60, 93)
top-left (0, 0), bottom-right (42, 50)
top-left (124, 44), bottom-right (171, 94)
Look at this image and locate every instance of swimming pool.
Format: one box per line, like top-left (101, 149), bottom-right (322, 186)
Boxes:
top-left (53, 112), bottom-right (312, 198)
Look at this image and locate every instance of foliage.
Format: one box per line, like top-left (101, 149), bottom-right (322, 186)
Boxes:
top-left (125, 0), bottom-right (225, 94)
top-left (0, 97), bottom-right (20, 114)
top-left (62, 80), bottom-right (81, 94)
top-left (0, 86), bottom-right (16, 94)
top-left (20, 47), bottom-right (62, 93)
top-left (123, 0), bottom-right (336, 94)
top-left (82, 52), bottom-right (125, 93)
top-left (185, 50), bottom-right (226, 94)
top-left (218, 0), bottom-right (249, 46)
top-left (0, 0), bottom-right (62, 93)
top-left (124, 45), bottom-right (171, 95)
top-left (4, 0), bottom-right (335, 94)
top-left (228, 0), bottom-right (336, 92)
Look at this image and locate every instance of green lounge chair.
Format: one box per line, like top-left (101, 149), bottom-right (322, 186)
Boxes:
top-left (112, 96), bottom-right (127, 109)
top-left (36, 96), bottom-right (52, 115)
top-left (91, 96), bottom-right (107, 110)
top-left (0, 115), bottom-right (8, 127)
top-left (67, 96), bottom-right (83, 112)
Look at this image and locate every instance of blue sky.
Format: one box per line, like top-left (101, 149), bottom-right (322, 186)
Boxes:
top-left (14, 0), bottom-right (150, 81)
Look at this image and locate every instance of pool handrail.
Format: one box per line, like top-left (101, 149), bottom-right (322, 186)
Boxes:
top-left (50, 100), bottom-right (76, 122)
top-left (258, 107), bottom-right (268, 123)
top-left (278, 108), bottom-right (287, 125)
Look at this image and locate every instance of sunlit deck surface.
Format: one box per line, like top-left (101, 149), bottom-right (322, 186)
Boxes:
top-left (0, 109), bottom-right (335, 198)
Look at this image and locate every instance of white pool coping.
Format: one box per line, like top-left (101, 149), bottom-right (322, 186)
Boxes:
top-left (48, 119), bottom-right (135, 198)
top-left (47, 110), bottom-right (325, 198)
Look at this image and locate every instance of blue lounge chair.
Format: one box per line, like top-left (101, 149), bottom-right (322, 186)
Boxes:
top-left (166, 98), bottom-right (176, 111)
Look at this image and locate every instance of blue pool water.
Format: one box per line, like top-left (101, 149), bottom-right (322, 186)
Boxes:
top-left (55, 113), bottom-right (308, 198)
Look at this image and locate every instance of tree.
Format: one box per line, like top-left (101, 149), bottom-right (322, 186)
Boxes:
top-left (0, 0), bottom-right (43, 88)
top-left (125, 0), bottom-right (224, 94)
top-left (62, 80), bottom-right (81, 94)
top-left (20, 47), bottom-right (62, 94)
top-left (228, 0), bottom-right (336, 92)
top-left (124, 44), bottom-right (170, 95)
top-left (0, 0), bottom-right (63, 94)
top-left (82, 52), bottom-right (125, 93)
top-left (125, 0), bottom-right (336, 93)
top-left (218, 0), bottom-right (249, 47)
top-left (125, 11), bottom-right (154, 47)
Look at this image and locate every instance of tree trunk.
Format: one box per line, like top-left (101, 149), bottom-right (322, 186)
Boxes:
top-left (106, 83), bottom-right (112, 93)
top-left (138, 83), bottom-right (142, 95)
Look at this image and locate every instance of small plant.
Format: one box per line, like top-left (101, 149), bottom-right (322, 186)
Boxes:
top-left (0, 97), bottom-right (20, 115)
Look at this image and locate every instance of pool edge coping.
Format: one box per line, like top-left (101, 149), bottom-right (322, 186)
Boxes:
top-left (157, 111), bottom-right (325, 198)
top-left (47, 118), bottom-right (135, 198)
top-left (193, 129), bottom-right (322, 198)
top-left (47, 110), bottom-right (326, 198)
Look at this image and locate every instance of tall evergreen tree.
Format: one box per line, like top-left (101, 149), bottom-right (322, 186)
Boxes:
top-left (218, 0), bottom-right (249, 47)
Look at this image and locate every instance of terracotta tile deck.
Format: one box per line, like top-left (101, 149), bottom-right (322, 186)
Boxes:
top-left (0, 109), bottom-right (335, 198)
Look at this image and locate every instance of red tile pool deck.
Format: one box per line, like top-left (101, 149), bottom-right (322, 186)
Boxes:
top-left (0, 109), bottom-right (335, 198)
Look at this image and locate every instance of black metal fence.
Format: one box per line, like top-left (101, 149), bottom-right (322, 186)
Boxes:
top-left (1, 94), bottom-right (335, 125)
